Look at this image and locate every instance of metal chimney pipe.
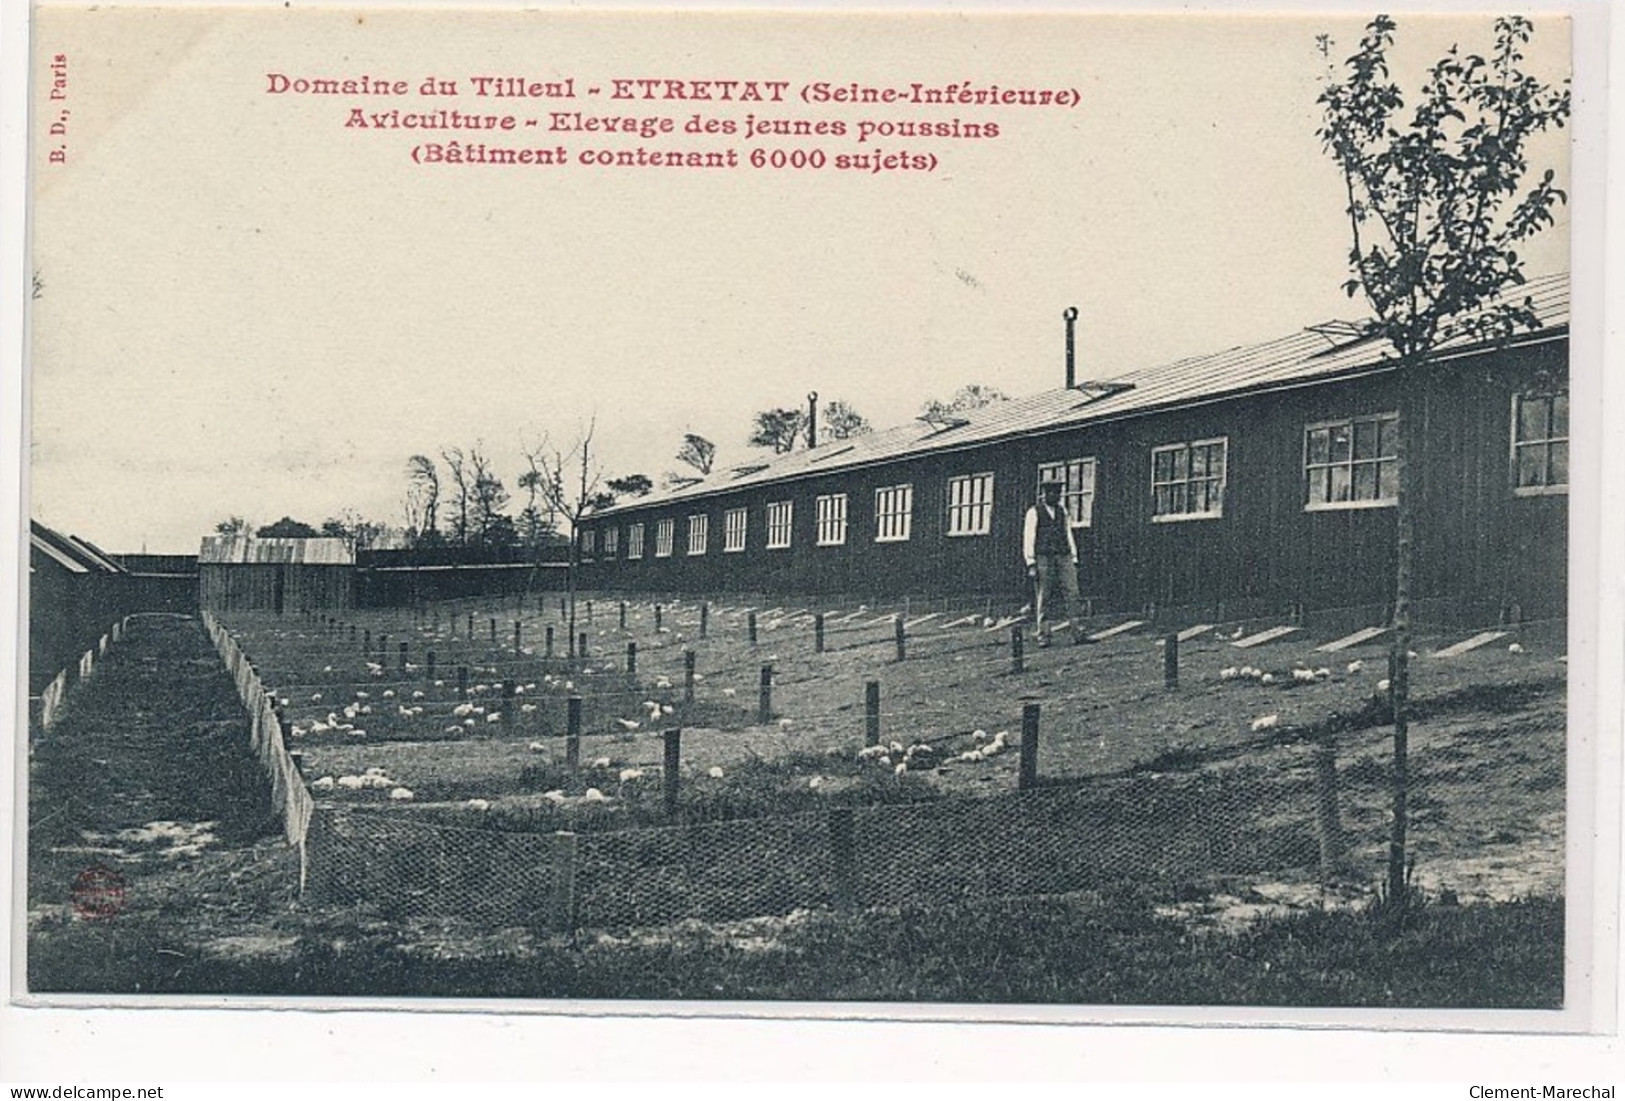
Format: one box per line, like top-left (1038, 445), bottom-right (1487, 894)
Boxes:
top-left (807, 390), bottom-right (819, 449)
top-left (1064, 307), bottom-right (1079, 389)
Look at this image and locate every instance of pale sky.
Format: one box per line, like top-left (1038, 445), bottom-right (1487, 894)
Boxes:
top-left (27, 8), bottom-right (1571, 552)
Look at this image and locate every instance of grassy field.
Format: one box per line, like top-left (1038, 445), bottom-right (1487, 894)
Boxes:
top-left (25, 601), bottom-right (1566, 1005)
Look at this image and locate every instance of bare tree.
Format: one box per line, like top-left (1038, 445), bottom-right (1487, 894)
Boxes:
top-left (468, 446), bottom-right (513, 548)
top-left (405, 454), bottom-right (440, 541)
top-left (676, 433), bottom-right (717, 475)
top-left (440, 446), bottom-right (471, 547)
top-left (1318, 14), bottom-right (1568, 910)
top-left (533, 418), bottom-right (611, 660)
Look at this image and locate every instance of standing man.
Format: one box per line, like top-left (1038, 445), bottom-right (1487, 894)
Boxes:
top-left (1023, 475), bottom-right (1086, 647)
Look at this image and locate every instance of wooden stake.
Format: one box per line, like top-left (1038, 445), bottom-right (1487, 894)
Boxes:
top-left (566, 695), bottom-right (582, 771)
top-left (1010, 624), bottom-right (1024, 673)
top-left (663, 728), bottom-right (682, 816)
top-left (1019, 703), bottom-right (1041, 791)
top-left (748, 611), bottom-right (758, 644)
top-left (684, 649), bottom-right (697, 704)
top-left (626, 640), bottom-right (637, 675)
top-left (894, 615), bottom-right (906, 662)
top-left (546, 625), bottom-right (555, 658)
top-left (758, 664), bottom-right (773, 724)
top-left (864, 680), bottom-right (880, 747)
top-left (457, 665), bottom-right (469, 700)
top-left (828, 807), bottom-right (856, 911)
top-left (815, 613), bottom-right (825, 653)
top-left (549, 831), bottom-right (578, 933)
top-left (1164, 632), bottom-right (1179, 689)
top-left (700, 602), bottom-right (709, 639)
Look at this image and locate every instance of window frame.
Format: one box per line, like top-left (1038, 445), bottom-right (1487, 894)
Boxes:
top-left (723, 506), bottom-right (748, 553)
top-left (687, 514), bottom-right (708, 556)
top-left (580, 528), bottom-right (596, 562)
top-left (1302, 413), bottom-right (1400, 512)
top-left (816, 493), bottom-right (848, 547)
top-left (1149, 437), bottom-right (1228, 523)
top-left (766, 500), bottom-right (794, 550)
top-left (945, 472), bottom-right (995, 537)
top-left (1035, 458), bottom-right (1098, 528)
top-left (1510, 391), bottom-right (1569, 497)
top-left (874, 483), bottom-right (914, 543)
top-left (627, 522), bottom-right (645, 560)
top-left (603, 526), bottom-right (619, 558)
top-left (654, 517), bottom-right (675, 558)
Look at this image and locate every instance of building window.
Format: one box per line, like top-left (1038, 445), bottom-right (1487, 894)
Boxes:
top-left (1512, 392), bottom-right (1568, 494)
top-left (946, 472), bottom-right (994, 536)
top-left (627, 523), bottom-right (645, 560)
top-left (874, 484), bottom-right (913, 542)
top-left (1151, 438), bottom-right (1227, 521)
top-left (603, 527), bottom-right (619, 558)
top-left (816, 494), bottom-right (848, 546)
top-left (687, 514), bottom-right (708, 556)
top-left (1304, 414), bottom-right (1398, 510)
top-left (654, 518), bottom-right (675, 558)
top-left (1036, 458), bottom-right (1097, 527)
top-left (580, 529), bottom-right (596, 561)
top-left (766, 500), bottom-right (794, 549)
top-left (723, 507), bottom-right (748, 553)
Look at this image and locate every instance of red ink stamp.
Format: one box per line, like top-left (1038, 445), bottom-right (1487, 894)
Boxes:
top-left (71, 864), bottom-right (126, 921)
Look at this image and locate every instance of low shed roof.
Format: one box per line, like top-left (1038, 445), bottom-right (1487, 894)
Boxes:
top-left (594, 273), bottom-right (1568, 517)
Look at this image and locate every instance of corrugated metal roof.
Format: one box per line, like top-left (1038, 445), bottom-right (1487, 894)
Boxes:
top-left (198, 536), bottom-right (355, 565)
top-left (599, 273), bottom-right (1568, 515)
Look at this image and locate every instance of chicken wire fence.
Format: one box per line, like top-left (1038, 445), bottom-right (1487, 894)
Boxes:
top-left (303, 753), bottom-right (1341, 933)
top-left (203, 611), bottom-right (316, 862)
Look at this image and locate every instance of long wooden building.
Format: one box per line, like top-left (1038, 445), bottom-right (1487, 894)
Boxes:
top-left (579, 275), bottom-right (1569, 626)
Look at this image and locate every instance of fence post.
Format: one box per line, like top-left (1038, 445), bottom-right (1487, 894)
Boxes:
top-left (748, 611), bottom-right (758, 645)
top-left (1164, 632), bottom-right (1179, 689)
top-left (550, 831), bottom-right (578, 934)
top-left (514, 621), bottom-right (523, 655)
top-left (1010, 624), bottom-right (1024, 674)
top-left (619, 601), bottom-right (627, 630)
top-left (864, 680), bottom-right (880, 747)
top-left (1314, 731), bottom-right (1346, 880)
top-left (655, 604), bottom-right (663, 632)
top-left (758, 664), bottom-right (773, 724)
top-left (815, 613), bottom-right (826, 654)
top-left (894, 615), bottom-right (906, 662)
top-left (626, 640), bottom-right (638, 676)
top-left (1019, 703), bottom-right (1041, 791)
top-left (663, 728), bottom-right (682, 816)
top-left (489, 617), bottom-right (497, 645)
top-left (467, 613), bottom-right (474, 638)
top-left (378, 634), bottom-right (389, 667)
top-left (587, 601), bottom-right (594, 625)
top-left (578, 632), bottom-right (588, 660)
top-left (457, 665), bottom-right (469, 700)
top-left (700, 602), bottom-right (709, 639)
top-left (427, 650), bottom-right (436, 683)
top-left (828, 807), bottom-right (857, 911)
top-left (363, 628), bottom-right (370, 655)
top-left (684, 649), bottom-right (696, 704)
top-left (398, 640), bottom-right (408, 673)
top-left (546, 625), bottom-right (555, 658)
top-left (501, 680), bottom-right (514, 727)
top-left (559, 597), bottom-right (566, 620)
top-left (350, 624), bottom-right (357, 645)
top-left (566, 695), bottom-right (582, 771)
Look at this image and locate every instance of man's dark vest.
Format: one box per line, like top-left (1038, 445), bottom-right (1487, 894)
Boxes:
top-left (1035, 504), bottom-right (1071, 556)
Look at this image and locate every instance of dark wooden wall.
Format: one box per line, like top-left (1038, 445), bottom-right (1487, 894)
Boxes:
top-left (578, 340), bottom-right (1568, 625)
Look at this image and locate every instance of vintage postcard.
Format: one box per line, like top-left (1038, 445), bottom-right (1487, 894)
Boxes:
top-left (7, 0), bottom-right (1618, 1068)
